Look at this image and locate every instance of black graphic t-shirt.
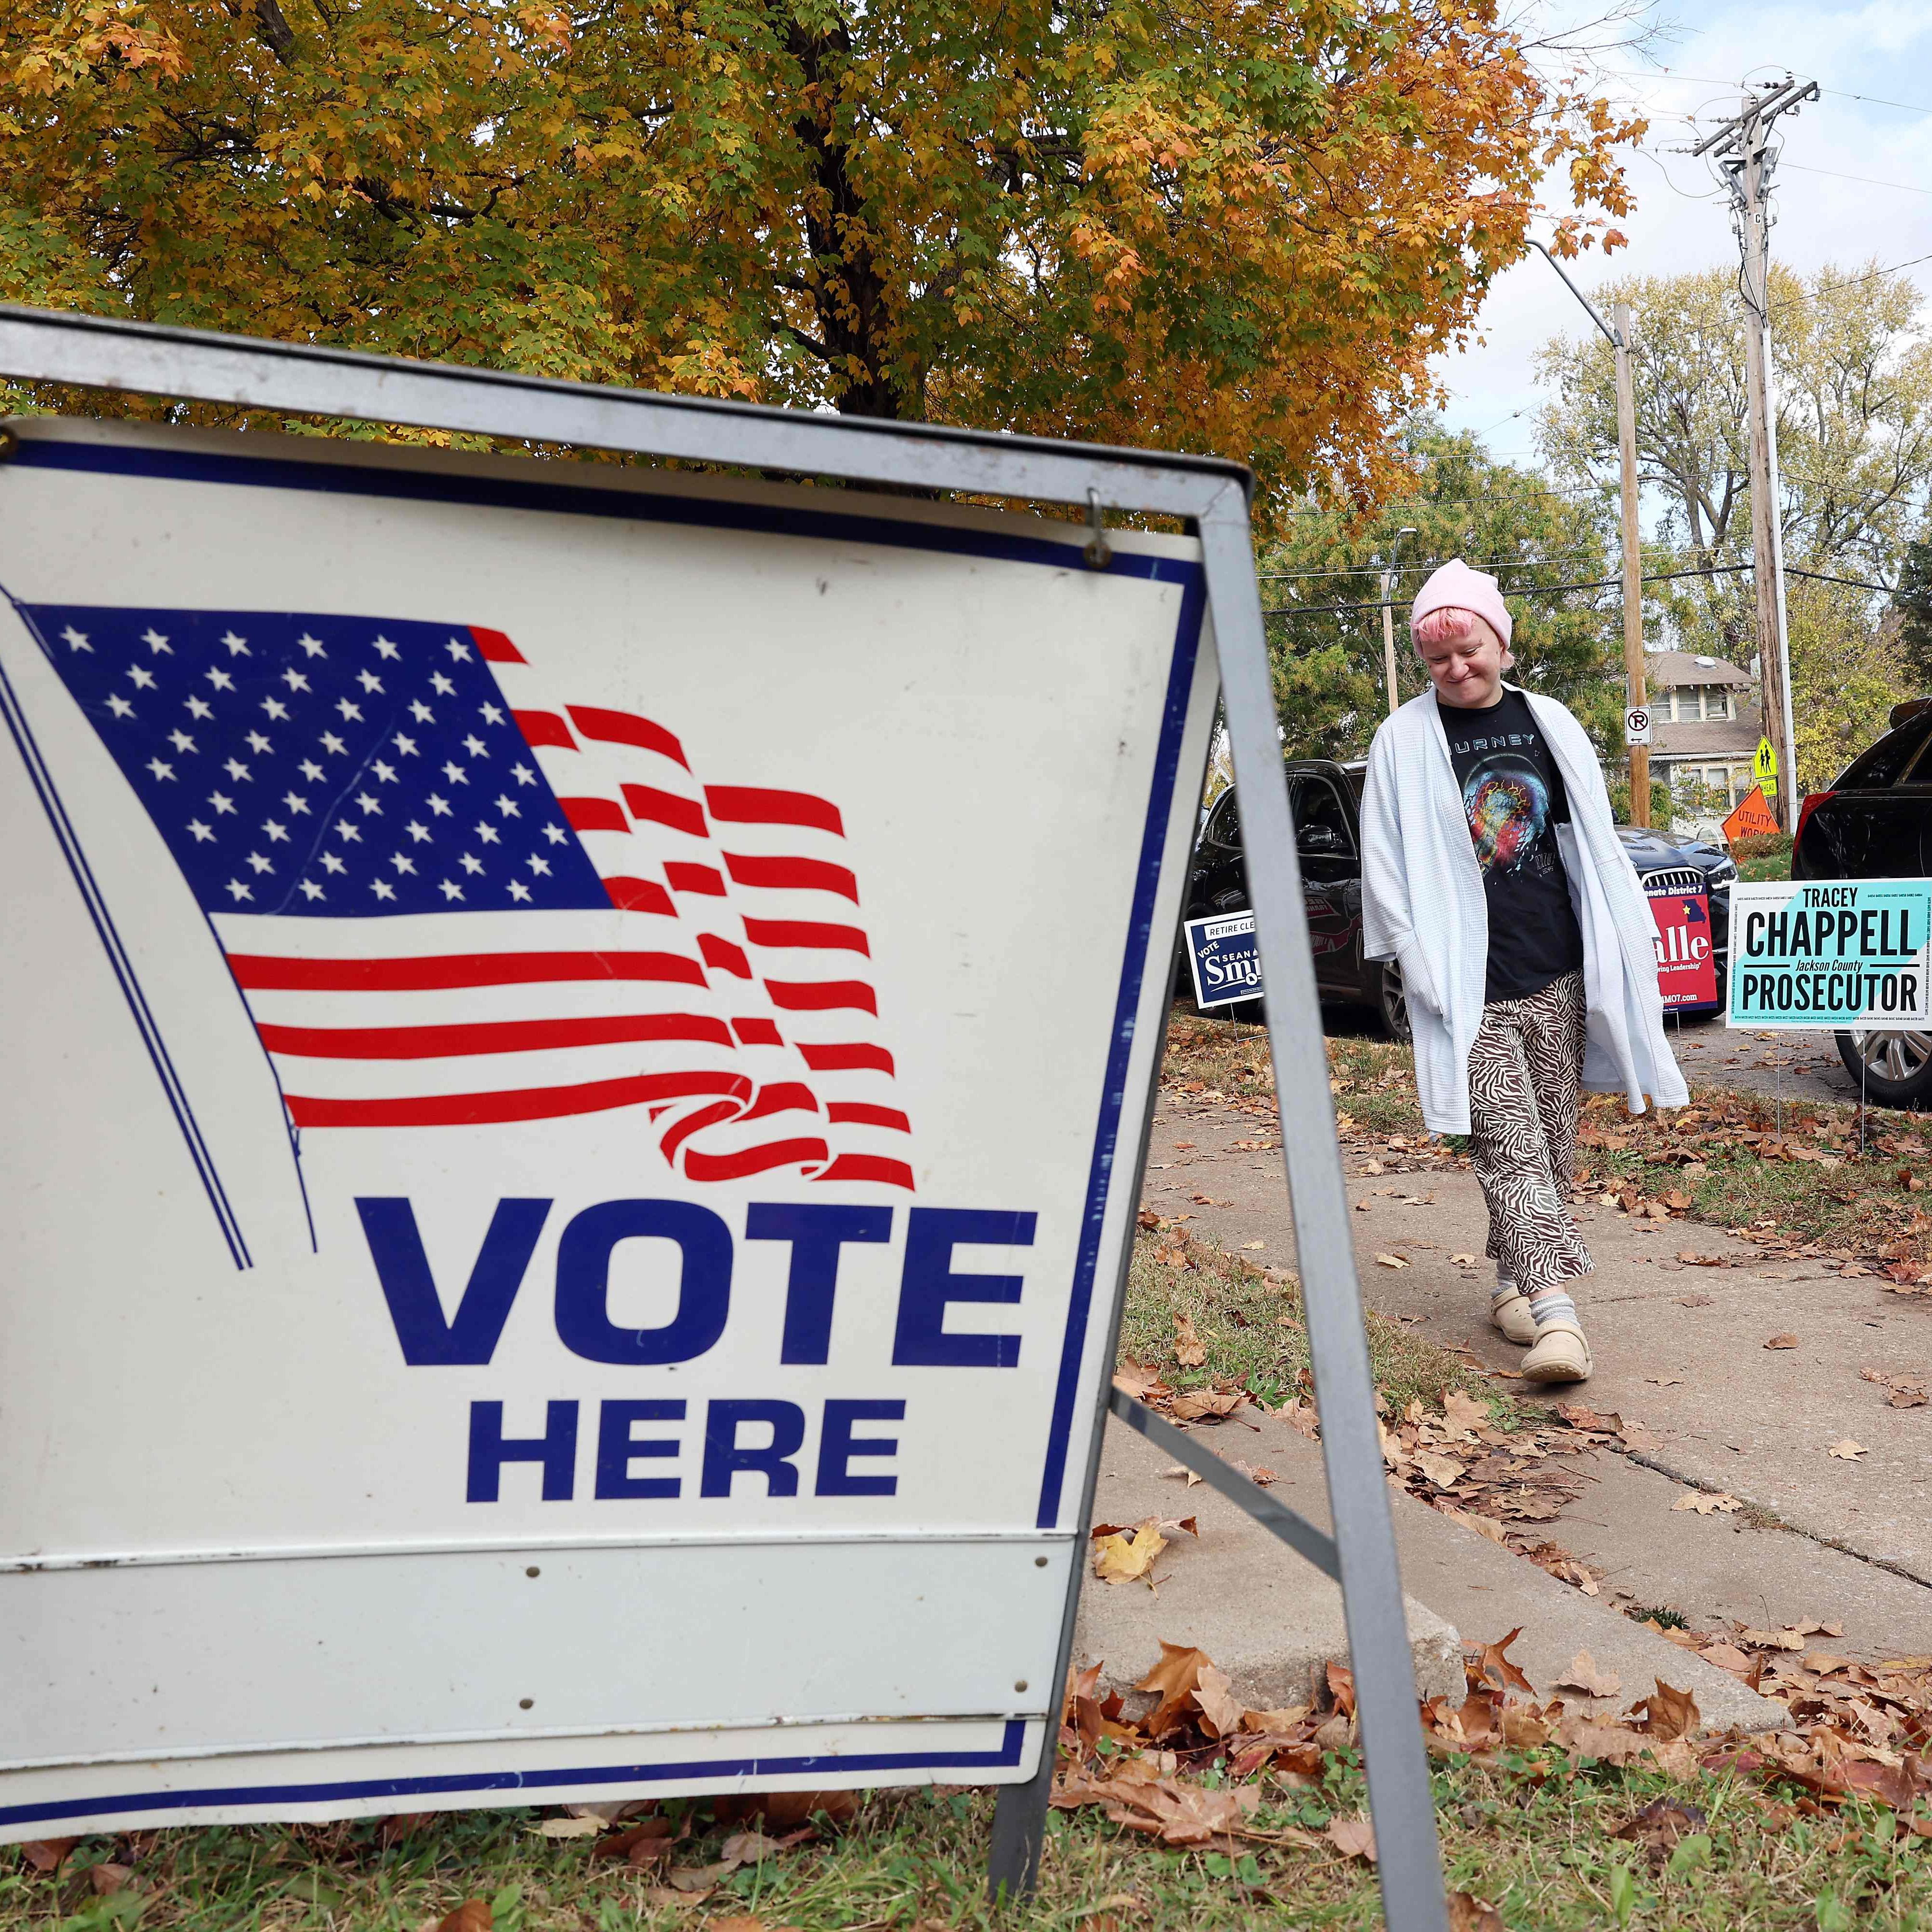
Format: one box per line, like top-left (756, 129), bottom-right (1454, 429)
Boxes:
top-left (1437, 688), bottom-right (1585, 1003)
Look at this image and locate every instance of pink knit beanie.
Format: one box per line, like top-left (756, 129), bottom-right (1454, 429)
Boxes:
top-left (1409, 558), bottom-right (1513, 649)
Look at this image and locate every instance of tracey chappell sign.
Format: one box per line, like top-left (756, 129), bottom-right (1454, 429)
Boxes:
top-left (1728, 879), bottom-right (1932, 1026)
top-left (0, 420), bottom-right (1216, 1836)
top-left (1184, 910), bottom-right (1260, 1009)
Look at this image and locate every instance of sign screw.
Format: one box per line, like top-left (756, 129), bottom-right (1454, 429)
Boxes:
top-left (519, 1698), bottom-right (535, 1710)
top-left (1034, 1556), bottom-right (1048, 1568)
top-left (526, 1566), bottom-right (540, 1577)
top-left (1014, 1681), bottom-right (1028, 1693)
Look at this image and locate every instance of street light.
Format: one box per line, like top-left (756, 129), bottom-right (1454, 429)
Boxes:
top-left (1381, 528), bottom-right (1419, 718)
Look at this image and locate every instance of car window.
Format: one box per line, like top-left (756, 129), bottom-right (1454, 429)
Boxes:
top-left (1837, 712), bottom-right (1932, 790)
top-left (1203, 789), bottom-right (1240, 849)
top-left (1293, 776), bottom-right (1354, 854)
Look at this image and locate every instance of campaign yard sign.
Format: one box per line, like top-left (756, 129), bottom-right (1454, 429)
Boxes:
top-left (1645, 883), bottom-right (1718, 1010)
top-left (1728, 879), bottom-right (1932, 1027)
top-left (0, 418), bottom-right (1217, 1836)
top-left (1183, 910), bottom-right (1261, 1009)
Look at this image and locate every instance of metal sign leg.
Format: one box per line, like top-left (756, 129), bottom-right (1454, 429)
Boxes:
top-left (1197, 492), bottom-right (1450, 1932)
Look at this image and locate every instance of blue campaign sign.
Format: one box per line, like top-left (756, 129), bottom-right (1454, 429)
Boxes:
top-left (1185, 910), bottom-right (1263, 1009)
top-left (1728, 878), bottom-right (1932, 1027)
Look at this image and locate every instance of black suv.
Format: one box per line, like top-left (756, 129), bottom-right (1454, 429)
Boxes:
top-left (1793, 699), bottom-right (1932, 1106)
top-left (1186, 758), bottom-right (1736, 1035)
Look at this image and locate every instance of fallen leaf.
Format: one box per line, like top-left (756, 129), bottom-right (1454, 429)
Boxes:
top-left (717, 1832), bottom-right (792, 1870)
top-left (1442, 1390), bottom-right (1490, 1438)
top-left (1449, 1251), bottom-right (1479, 1266)
top-left (1136, 1208), bottom-right (1160, 1230)
top-left (1678, 1293), bottom-right (1715, 1307)
top-left (1413, 1448), bottom-right (1465, 1489)
top-left (1241, 1241), bottom-right (1265, 1251)
top-left (1555, 1651), bottom-right (1623, 1699)
top-left (17, 1841), bottom-right (78, 1875)
top-left (1890, 1387), bottom-right (1929, 1408)
top-left (1698, 1642), bottom-right (1755, 1674)
top-left (1353, 1199), bottom-right (1372, 1212)
top-left (1172, 1141), bottom-right (1195, 1151)
top-left (1172, 1312), bottom-right (1207, 1368)
top-left (536, 1817), bottom-right (604, 1838)
top-left (1448, 1891), bottom-right (1507, 1932)
top-left (1614, 1795), bottom-right (1708, 1860)
top-left (1374, 1253), bottom-right (1408, 1270)
top-left (1672, 1492), bottom-right (1742, 1515)
top-left (88, 1866), bottom-right (133, 1897)
top-left (1193, 1663), bottom-right (1246, 1738)
top-left (1093, 1520), bottom-right (1168, 1586)
top-left (1828, 1439), bottom-right (1868, 1460)
top-left (1634, 1680), bottom-right (1700, 1742)
top-left (438, 1905), bottom-right (493, 1932)
top-left (1324, 1814), bottom-right (1377, 1862)
top-left (640, 1886), bottom-right (709, 1910)
top-left (1160, 1464), bottom-right (1203, 1488)
top-left (1764, 1334), bottom-right (1799, 1350)
top-left (1169, 1389), bottom-right (1246, 1421)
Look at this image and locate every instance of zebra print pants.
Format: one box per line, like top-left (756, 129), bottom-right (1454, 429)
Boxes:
top-left (1467, 969), bottom-right (1593, 1297)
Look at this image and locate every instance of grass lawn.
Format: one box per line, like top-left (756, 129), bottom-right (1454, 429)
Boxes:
top-left (13, 1747), bottom-right (1929, 1932)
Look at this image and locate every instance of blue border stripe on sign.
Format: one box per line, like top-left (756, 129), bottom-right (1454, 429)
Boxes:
top-left (1034, 566), bottom-right (1207, 1529)
top-left (0, 1722), bottom-right (1028, 1828)
top-left (8, 437), bottom-right (1199, 588)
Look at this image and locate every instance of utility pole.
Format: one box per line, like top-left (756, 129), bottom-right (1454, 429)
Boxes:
top-left (1692, 77), bottom-right (1817, 832)
top-left (1614, 300), bottom-right (1649, 827)
top-left (1525, 242), bottom-right (1648, 824)
top-left (1379, 527), bottom-right (1417, 717)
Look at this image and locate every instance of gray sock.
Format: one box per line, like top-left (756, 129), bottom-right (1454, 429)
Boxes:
top-left (1526, 1288), bottom-right (1578, 1330)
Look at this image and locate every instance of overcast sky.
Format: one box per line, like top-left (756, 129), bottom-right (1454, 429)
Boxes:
top-left (1432, 0), bottom-right (1932, 469)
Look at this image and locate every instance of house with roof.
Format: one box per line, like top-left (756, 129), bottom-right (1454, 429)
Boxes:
top-left (1644, 649), bottom-right (1762, 836)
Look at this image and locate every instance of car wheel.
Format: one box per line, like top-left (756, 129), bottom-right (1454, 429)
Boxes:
top-left (1836, 1028), bottom-right (1932, 1108)
top-left (1378, 964), bottom-right (1410, 1043)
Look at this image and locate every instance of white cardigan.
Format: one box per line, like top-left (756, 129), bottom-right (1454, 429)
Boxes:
top-left (1359, 685), bottom-right (1689, 1135)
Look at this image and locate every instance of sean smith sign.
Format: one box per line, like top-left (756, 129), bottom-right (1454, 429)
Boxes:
top-left (1728, 879), bottom-right (1932, 1027)
top-left (0, 418), bottom-right (1216, 1835)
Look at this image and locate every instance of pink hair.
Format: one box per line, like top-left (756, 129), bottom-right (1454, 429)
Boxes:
top-left (1411, 605), bottom-right (1500, 649)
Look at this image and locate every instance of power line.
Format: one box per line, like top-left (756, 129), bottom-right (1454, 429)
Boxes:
top-left (1603, 68), bottom-right (1932, 118)
top-left (1779, 160), bottom-right (1932, 199)
top-left (1261, 561), bottom-right (1895, 620)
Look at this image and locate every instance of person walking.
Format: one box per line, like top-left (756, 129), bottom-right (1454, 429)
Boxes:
top-left (1360, 560), bottom-right (1687, 1384)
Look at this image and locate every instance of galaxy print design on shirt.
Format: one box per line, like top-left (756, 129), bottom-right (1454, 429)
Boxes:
top-left (1463, 753), bottom-right (1558, 877)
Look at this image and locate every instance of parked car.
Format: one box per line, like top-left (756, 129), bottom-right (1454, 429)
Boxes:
top-left (1793, 697), bottom-right (1932, 1106)
top-left (1185, 758), bottom-right (1736, 1037)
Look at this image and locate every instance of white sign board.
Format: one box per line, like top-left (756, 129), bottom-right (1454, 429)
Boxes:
top-left (0, 420), bottom-right (1216, 1835)
top-left (1623, 705), bottom-right (1652, 747)
top-left (1728, 877), bottom-right (1932, 1028)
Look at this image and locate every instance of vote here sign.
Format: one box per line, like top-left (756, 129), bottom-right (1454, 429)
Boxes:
top-left (1728, 879), bottom-right (1932, 1027)
top-left (0, 419), bottom-right (1216, 1835)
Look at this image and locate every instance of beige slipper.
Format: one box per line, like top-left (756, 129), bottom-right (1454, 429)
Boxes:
top-left (1520, 1319), bottom-right (1593, 1384)
top-left (1490, 1288), bottom-right (1538, 1345)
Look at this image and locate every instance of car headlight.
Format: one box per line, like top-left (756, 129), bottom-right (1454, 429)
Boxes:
top-left (1705, 859), bottom-right (1737, 885)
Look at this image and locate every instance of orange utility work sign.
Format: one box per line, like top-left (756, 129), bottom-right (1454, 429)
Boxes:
top-left (1723, 785), bottom-right (1780, 842)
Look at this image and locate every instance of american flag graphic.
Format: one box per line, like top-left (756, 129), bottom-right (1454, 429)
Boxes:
top-left (20, 604), bottom-right (914, 1191)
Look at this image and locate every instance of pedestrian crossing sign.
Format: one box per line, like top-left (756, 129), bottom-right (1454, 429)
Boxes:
top-left (1754, 737), bottom-right (1778, 784)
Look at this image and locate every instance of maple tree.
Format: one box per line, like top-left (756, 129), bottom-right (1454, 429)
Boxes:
top-left (0, 0), bottom-right (1635, 523)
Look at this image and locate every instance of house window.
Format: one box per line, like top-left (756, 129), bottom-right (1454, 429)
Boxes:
top-left (1706, 690), bottom-right (1731, 721)
top-left (1665, 688), bottom-right (1734, 722)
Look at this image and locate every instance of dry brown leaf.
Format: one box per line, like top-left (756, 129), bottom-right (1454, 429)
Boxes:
top-left (1672, 1491), bottom-right (1741, 1515)
top-left (17, 1841), bottom-right (78, 1875)
top-left (1324, 1814), bottom-right (1377, 1862)
top-left (1448, 1891), bottom-right (1507, 1932)
top-left (1413, 1449), bottom-right (1465, 1490)
top-left (1698, 1642), bottom-right (1755, 1674)
top-left (87, 1866), bottom-right (133, 1897)
top-left (1193, 1663), bottom-right (1247, 1739)
top-left (640, 1886), bottom-right (709, 1910)
top-left (1169, 1390), bottom-right (1245, 1422)
top-left (438, 1904), bottom-right (493, 1932)
top-left (1093, 1520), bottom-right (1168, 1586)
top-left (1764, 1334), bottom-right (1799, 1350)
top-left (1442, 1390), bottom-right (1490, 1439)
top-left (1373, 1252), bottom-right (1408, 1269)
top-left (1555, 1651), bottom-right (1623, 1699)
top-left (1634, 1680), bottom-right (1701, 1742)
top-left (536, 1817), bottom-right (604, 1838)
top-left (1160, 1463), bottom-right (1203, 1487)
top-left (1136, 1641), bottom-right (1213, 1736)
top-left (1172, 1312), bottom-right (1207, 1367)
top-left (1449, 1252), bottom-right (1480, 1267)
top-left (1828, 1439), bottom-right (1868, 1460)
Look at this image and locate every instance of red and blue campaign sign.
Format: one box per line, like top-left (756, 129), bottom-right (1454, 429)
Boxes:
top-left (0, 420), bottom-right (1215, 1835)
top-left (1645, 883), bottom-right (1719, 1010)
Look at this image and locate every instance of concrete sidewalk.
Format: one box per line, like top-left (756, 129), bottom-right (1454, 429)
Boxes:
top-left (1137, 1094), bottom-right (1932, 1668)
top-left (1080, 1406), bottom-right (1789, 1731)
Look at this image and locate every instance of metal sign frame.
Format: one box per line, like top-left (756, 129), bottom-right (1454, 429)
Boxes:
top-left (0, 304), bottom-right (1448, 1932)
